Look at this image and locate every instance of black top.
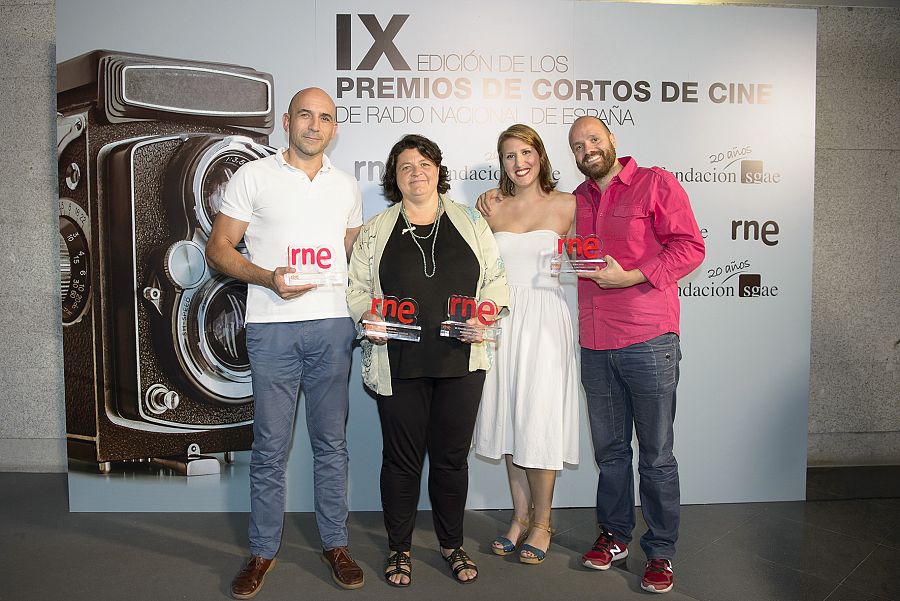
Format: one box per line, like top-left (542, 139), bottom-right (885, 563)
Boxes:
top-left (379, 211), bottom-right (479, 379)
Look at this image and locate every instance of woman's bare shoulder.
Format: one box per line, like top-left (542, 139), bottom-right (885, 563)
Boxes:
top-left (550, 190), bottom-right (576, 209)
top-left (550, 190), bottom-right (575, 201)
top-left (547, 191), bottom-right (576, 234)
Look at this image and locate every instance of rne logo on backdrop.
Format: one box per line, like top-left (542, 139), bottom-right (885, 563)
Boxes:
top-left (336, 14), bottom-right (411, 70)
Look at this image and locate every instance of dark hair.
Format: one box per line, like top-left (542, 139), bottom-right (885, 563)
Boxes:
top-left (381, 134), bottom-right (451, 203)
top-left (497, 124), bottom-right (557, 197)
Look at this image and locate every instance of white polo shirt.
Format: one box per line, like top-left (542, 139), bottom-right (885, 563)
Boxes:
top-left (219, 149), bottom-right (363, 323)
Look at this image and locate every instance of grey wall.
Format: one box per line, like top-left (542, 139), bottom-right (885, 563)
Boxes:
top-left (0, 2), bottom-right (897, 472)
top-left (0, 0), bottom-right (65, 471)
top-left (809, 6), bottom-right (900, 466)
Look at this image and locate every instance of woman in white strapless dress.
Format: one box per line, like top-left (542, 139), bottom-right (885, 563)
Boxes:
top-left (473, 124), bottom-right (578, 565)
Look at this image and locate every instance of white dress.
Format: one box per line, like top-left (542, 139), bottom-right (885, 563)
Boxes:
top-left (475, 230), bottom-right (579, 469)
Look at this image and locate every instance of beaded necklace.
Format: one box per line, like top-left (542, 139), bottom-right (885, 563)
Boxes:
top-left (400, 197), bottom-right (443, 278)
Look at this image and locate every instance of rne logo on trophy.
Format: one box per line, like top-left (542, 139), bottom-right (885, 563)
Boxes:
top-left (552, 235), bottom-right (607, 275)
top-left (361, 296), bottom-right (422, 342)
top-left (440, 295), bottom-right (501, 343)
top-left (557, 234), bottom-right (602, 258)
top-left (447, 294), bottom-right (499, 325)
top-left (285, 245), bottom-right (344, 287)
top-left (371, 296), bottom-right (418, 325)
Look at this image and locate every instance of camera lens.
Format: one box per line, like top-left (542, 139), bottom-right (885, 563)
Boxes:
top-left (183, 136), bottom-right (274, 237)
top-left (203, 280), bottom-right (248, 371)
top-left (176, 273), bottom-right (252, 403)
top-left (200, 151), bottom-right (247, 229)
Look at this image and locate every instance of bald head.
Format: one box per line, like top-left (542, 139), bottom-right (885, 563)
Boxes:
top-left (568, 116), bottom-right (610, 143)
top-left (568, 116), bottom-right (618, 182)
top-left (288, 87), bottom-right (336, 116)
top-left (282, 87), bottom-right (338, 161)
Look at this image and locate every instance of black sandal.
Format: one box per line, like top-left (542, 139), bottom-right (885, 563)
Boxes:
top-left (384, 551), bottom-right (411, 587)
top-left (443, 547), bottom-right (478, 584)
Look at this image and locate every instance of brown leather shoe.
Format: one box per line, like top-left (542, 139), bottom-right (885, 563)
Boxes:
top-left (231, 555), bottom-right (276, 599)
top-left (322, 547), bottom-right (365, 589)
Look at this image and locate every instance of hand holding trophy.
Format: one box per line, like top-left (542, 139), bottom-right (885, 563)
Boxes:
top-left (358, 296), bottom-right (422, 343)
top-left (440, 294), bottom-right (501, 344)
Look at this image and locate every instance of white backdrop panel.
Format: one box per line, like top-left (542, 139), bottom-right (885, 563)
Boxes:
top-left (58, 0), bottom-right (814, 510)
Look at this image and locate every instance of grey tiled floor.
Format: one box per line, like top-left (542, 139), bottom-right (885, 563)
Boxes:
top-left (1, 473), bottom-right (897, 601)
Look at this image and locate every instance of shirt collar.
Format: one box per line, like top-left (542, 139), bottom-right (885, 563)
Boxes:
top-left (614, 156), bottom-right (637, 185)
top-left (276, 148), bottom-right (333, 174)
top-left (585, 155), bottom-right (637, 196)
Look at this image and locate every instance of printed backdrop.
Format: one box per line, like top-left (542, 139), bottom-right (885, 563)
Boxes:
top-left (57, 0), bottom-right (815, 510)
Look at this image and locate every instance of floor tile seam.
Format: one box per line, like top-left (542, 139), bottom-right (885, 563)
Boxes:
top-left (831, 545), bottom-right (879, 591)
top-left (877, 532), bottom-right (900, 551)
top-left (551, 521), bottom-right (590, 537)
top-left (670, 543), bottom-right (706, 567)
top-left (823, 585), bottom-right (898, 601)
top-left (753, 509), bottom-right (888, 575)
top-left (821, 582), bottom-right (842, 601)
top-left (874, 532), bottom-right (900, 553)
top-left (701, 504), bottom-right (767, 547)
top-left (869, 497), bottom-right (900, 510)
top-left (700, 537), bottom-right (858, 588)
top-left (663, 505), bottom-right (768, 566)
top-left (760, 506), bottom-right (890, 543)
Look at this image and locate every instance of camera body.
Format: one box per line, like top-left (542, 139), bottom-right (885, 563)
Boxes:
top-left (57, 51), bottom-right (276, 467)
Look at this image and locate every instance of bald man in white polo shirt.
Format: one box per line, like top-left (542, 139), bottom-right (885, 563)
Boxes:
top-left (207, 87), bottom-right (365, 597)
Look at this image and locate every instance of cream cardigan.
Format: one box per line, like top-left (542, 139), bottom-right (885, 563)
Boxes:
top-left (346, 196), bottom-right (510, 396)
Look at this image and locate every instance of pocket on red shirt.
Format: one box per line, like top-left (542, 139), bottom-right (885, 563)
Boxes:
top-left (608, 204), bottom-right (649, 240)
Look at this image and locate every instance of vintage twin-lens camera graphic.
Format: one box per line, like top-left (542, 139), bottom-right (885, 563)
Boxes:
top-left (57, 50), bottom-right (276, 474)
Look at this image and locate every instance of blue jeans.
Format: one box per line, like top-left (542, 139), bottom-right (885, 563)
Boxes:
top-left (581, 333), bottom-right (681, 560)
top-left (245, 318), bottom-right (355, 558)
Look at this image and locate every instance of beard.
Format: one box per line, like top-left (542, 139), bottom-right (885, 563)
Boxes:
top-left (576, 147), bottom-right (617, 180)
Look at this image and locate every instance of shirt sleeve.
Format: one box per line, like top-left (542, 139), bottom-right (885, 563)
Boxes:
top-left (347, 180), bottom-right (364, 228)
top-left (346, 218), bottom-right (375, 322)
top-left (473, 209), bottom-right (510, 318)
top-left (636, 169), bottom-right (706, 289)
top-left (218, 162), bottom-right (254, 223)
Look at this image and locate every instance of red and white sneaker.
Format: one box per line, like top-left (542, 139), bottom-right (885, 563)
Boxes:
top-left (641, 558), bottom-right (674, 593)
top-left (582, 527), bottom-right (628, 570)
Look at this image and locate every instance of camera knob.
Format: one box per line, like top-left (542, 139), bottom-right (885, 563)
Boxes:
top-left (145, 384), bottom-right (181, 415)
top-left (164, 240), bottom-right (207, 290)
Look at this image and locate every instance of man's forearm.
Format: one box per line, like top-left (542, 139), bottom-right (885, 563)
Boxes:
top-left (623, 268), bottom-right (648, 287)
top-left (207, 244), bottom-right (274, 290)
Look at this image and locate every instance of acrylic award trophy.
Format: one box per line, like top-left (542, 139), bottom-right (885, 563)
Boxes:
top-left (284, 245), bottom-right (346, 286)
top-left (551, 234), bottom-right (606, 275)
top-left (439, 294), bottom-right (501, 343)
top-left (359, 296), bottom-right (422, 342)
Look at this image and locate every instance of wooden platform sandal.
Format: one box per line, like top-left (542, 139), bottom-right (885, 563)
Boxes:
top-left (519, 521), bottom-right (555, 565)
top-left (491, 513), bottom-right (531, 556)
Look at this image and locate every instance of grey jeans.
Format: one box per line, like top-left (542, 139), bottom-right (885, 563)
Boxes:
top-left (245, 317), bottom-right (355, 558)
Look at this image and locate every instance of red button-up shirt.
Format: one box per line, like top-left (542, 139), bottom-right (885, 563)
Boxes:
top-left (575, 156), bottom-right (705, 350)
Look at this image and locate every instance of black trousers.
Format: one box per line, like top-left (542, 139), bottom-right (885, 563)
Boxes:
top-left (376, 371), bottom-right (486, 552)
